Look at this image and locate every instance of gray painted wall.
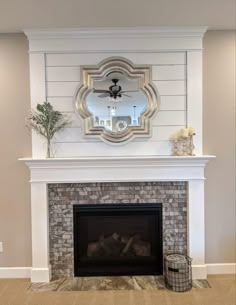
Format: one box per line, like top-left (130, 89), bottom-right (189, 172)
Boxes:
top-left (203, 30), bottom-right (236, 263)
top-left (0, 30), bottom-right (235, 267)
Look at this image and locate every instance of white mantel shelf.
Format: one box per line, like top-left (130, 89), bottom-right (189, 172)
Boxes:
top-left (20, 155), bottom-right (215, 183)
top-left (20, 155), bottom-right (214, 164)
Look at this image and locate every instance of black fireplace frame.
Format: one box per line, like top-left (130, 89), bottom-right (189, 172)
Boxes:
top-left (73, 203), bottom-right (163, 277)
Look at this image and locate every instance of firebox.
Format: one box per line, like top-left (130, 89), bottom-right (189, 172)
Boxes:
top-left (73, 203), bottom-right (163, 276)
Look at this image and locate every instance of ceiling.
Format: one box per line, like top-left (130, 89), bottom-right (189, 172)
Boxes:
top-left (0, 0), bottom-right (235, 33)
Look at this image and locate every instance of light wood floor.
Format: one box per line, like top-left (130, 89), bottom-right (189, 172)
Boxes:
top-left (0, 275), bottom-right (235, 305)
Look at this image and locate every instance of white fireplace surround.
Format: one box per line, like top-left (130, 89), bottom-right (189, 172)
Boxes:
top-left (21, 27), bottom-right (217, 282)
top-left (21, 155), bottom-right (214, 282)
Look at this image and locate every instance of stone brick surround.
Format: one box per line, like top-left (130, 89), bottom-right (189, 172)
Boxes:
top-left (48, 181), bottom-right (188, 279)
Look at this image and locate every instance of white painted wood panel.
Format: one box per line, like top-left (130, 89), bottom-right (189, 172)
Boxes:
top-left (47, 81), bottom-right (80, 97)
top-left (46, 52), bottom-right (186, 67)
top-left (153, 111), bottom-right (186, 126)
top-left (151, 125), bottom-right (185, 141)
top-left (29, 54), bottom-right (46, 107)
top-left (154, 80), bottom-right (186, 96)
top-left (46, 80), bottom-right (185, 97)
top-left (65, 113), bottom-right (82, 127)
top-left (54, 128), bottom-right (85, 143)
top-left (187, 51), bottom-right (203, 154)
top-left (46, 66), bottom-right (80, 81)
top-left (47, 97), bottom-right (75, 112)
top-left (52, 141), bottom-right (172, 157)
top-left (29, 54), bottom-right (47, 158)
top-left (46, 64), bottom-right (185, 82)
top-left (159, 96), bottom-right (186, 111)
top-left (152, 65), bottom-right (185, 80)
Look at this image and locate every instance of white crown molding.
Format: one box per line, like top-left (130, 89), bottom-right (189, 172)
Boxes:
top-left (24, 27), bottom-right (208, 40)
top-left (23, 26), bottom-right (208, 53)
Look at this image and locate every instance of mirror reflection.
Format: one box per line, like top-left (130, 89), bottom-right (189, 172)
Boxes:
top-left (86, 72), bottom-right (148, 133)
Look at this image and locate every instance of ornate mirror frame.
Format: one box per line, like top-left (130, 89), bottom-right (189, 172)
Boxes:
top-left (75, 57), bottom-right (159, 144)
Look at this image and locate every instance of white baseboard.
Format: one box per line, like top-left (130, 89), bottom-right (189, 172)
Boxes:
top-left (0, 267), bottom-right (31, 278)
top-left (206, 263), bottom-right (236, 275)
top-left (0, 264), bottom-right (235, 280)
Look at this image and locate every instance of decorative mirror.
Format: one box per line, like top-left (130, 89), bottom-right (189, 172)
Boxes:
top-left (75, 57), bottom-right (159, 144)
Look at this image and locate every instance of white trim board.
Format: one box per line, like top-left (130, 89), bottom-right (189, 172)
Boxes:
top-left (24, 27), bottom-right (207, 53)
top-left (0, 267), bottom-right (31, 279)
top-left (24, 27), bottom-right (208, 40)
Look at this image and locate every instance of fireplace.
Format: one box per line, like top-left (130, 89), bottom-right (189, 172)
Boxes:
top-left (73, 204), bottom-right (163, 276)
top-left (22, 155), bottom-right (214, 282)
top-left (22, 27), bottom-right (213, 282)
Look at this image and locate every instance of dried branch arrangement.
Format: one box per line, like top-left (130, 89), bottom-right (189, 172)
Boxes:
top-left (27, 102), bottom-right (70, 157)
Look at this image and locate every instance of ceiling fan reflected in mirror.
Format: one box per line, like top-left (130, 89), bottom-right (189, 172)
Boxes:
top-left (93, 79), bottom-right (139, 101)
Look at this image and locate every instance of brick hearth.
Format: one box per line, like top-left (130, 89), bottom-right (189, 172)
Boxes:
top-left (48, 181), bottom-right (187, 279)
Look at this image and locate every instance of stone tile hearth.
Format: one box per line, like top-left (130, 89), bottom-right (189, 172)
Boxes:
top-left (29, 276), bottom-right (211, 292)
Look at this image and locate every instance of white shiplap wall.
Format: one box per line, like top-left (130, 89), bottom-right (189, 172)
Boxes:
top-left (45, 52), bottom-right (186, 156)
top-left (26, 28), bottom-right (205, 157)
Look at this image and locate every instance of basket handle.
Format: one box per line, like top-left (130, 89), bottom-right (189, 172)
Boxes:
top-left (168, 267), bottom-right (179, 273)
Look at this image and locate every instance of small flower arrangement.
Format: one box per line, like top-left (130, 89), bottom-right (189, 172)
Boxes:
top-left (170, 127), bottom-right (196, 156)
top-left (26, 102), bottom-right (70, 158)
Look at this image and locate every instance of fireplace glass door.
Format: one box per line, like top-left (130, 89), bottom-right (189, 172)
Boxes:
top-left (73, 204), bottom-right (162, 276)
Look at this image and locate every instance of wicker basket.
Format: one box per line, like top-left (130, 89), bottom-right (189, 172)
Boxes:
top-left (164, 254), bottom-right (192, 292)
